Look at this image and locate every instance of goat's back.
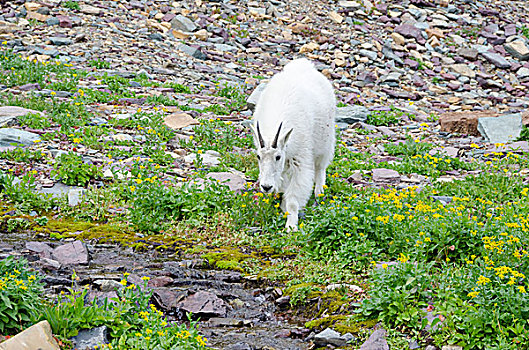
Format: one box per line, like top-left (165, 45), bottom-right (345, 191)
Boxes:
top-left (253, 59), bottom-right (336, 158)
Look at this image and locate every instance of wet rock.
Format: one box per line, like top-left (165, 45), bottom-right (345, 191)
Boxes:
top-left (207, 172), bottom-right (246, 192)
top-left (0, 320), bottom-right (60, 350)
top-left (477, 113), bottom-right (522, 143)
top-left (177, 291), bottom-right (227, 317)
top-left (505, 40), bottom-right (529, 61)
top-left (71, 326), bottom-right (109, 350)
top-left (360, 329), bottom-right (389, 350)
top-left (52, 241), bottom-right (89, 265)
top-left (372, 168), bottom-right (400, 183)
top-left (0, 128), bottom-right (40, 147)
top-left (0, 106), bottom-right (43, 127)
top-left (314, 328), bottom-right (348, 347)
top-left (247, 82), bottom-right (267, 111)
top-left (335, 105), bottom-right (369, 124)
top-left (439, 111), bottom-right (498, 136)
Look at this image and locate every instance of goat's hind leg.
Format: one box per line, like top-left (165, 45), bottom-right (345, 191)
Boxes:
top-left (313, 156), bottom-right (328, 197)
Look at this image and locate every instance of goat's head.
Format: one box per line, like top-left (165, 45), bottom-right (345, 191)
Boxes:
top-left (250, 121), bottom-right (293, 193)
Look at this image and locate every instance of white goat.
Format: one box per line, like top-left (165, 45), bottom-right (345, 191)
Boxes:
top-left (250, 58), bottom-right (336, 231)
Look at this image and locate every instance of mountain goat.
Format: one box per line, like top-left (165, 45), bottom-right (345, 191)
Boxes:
top-left (250, 58), bottom-right (336, 231)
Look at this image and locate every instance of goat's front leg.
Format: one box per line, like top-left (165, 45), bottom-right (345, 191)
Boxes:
top-left (283, 165), bottom-right (314, 232)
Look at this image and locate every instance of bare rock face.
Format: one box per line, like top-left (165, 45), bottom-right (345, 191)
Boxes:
top-left (0, 320), bottom-right (60, 350)
top-left (439, 111), bottom-right (499, 136)
top-left (360, 329), bottom-right (389, 350)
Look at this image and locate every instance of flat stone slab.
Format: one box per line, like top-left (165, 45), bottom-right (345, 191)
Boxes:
top-left (0, 128), bottom-right (41, 147)
top-left (336, 105), bottom-right (369, 124)
top-left (477, 113), bottom-right (522, 144)
top-left (206, 172), bottom-right (246, 192)
top-left (0, 106), bottom-right (43, 127)
top-left (177, 291), bottom-right (227, 317)
top-left (372, 168), bottom-right (400, 183)
top-left (0, 320), bottom-right (60, 350)
top-left (52, 240), bottom-right (89, 265)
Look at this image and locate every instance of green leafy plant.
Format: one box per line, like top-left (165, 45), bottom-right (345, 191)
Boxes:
top-left (52, 152), bottom-right (102, 186)
top-left (0, 257), bottom-right (44, 334)
top-left (63, 0), bottom-right (81, 10)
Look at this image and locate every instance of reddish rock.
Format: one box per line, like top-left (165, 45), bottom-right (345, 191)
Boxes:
top-left (148, 276), bottom-right (174, 287)
top-left (51, 240), bottom-right (88, 265)
top-left (57, 15), bottom-right (72, 28)
top-left (372, 168), bottom-right (400, 184)
top-left (439, 111), bottom-right (499, 136)
top-left (522, 111), bottom-right (529, 126)
top-left (177, 291), bottom-right (227, 317)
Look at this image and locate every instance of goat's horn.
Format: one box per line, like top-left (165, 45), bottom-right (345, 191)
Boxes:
top-left (271, 122), bottom-right (283, 148)
top-left (256, 121), bottom-right (265, 148)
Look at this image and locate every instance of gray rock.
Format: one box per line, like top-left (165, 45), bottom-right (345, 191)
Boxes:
top-left (457, 47), bottom-right (479, 60)
top-left (94, 280), bottom-right (123, 292)
top-left (34, 47), bottom-right (60, 57)
top-left (38, 258), bottom-right (61, 270)
top-left (25, 241), bottom-right (53, 259)
top-left (184, 150), bottom-right (221, 166)
top-left (335, 105), bottom-right (369, 124)
top-left (207, 172), bottom-right (246, 192)
top-left (504, 40), bottom-right (529, 60)
top-left (37, 182), bottom-right (84, 198)
top-left (213, 43), bottom-right (238, 53)
top-left (0, 106), bottom-right (43, 127)
top-left (0, 320), bottom-right (60, 350)
top-left (68, 188), bottom-right (85, 206)
top-left (442, 346), bottom-right (462, 350)
top-left (247, 82), bottom-right (267, 111)
top-left (480, 51), bottom-right (511, 69)
top-left (360, 329), bottom-right (389, 350)
top-left (52, 241), bottom-right (89, 265)
top-left (477, 113), bottom-right (522, 143)
top-left (177, 291), bottom-right (227, 317)
top-left (517, 67), bottom-right (529, 79)
top-left (226, 343), bottom-right (252, 350)
top-left (0, 128), bottom-right (40, 147)
top-left (49, 36), bottom-right (73, 46)
top-left (425, 346), bottom-right (438, 350)
top-left (46, 17), bottom-right (59, 26)
top-left (171, 15), bottom-right (197, 32)
top-left (372, 168), bottom-right (400, 183)
top-left (409, 339), bottom-right (420, 349)
top-left (431, 196), bottom-right (453, 205)
top-left (394, 23), bottom-right (422, 41)
top-left (71, 326), bottom-right (109, 350)
top-left (314, 328), bottom-right (347, 347)
top-left (177, 44), bottom-right (207, 60)
top-left (359, 49), bottom-right (378, 61)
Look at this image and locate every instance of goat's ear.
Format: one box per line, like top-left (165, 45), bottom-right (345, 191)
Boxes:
top-left (280, 128), bottom-right (293, 148)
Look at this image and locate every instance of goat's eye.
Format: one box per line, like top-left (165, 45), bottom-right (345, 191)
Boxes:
top-left (257, 154), bottom-right (261, 160)
top-left (276, 155), bottom-right (281, 161)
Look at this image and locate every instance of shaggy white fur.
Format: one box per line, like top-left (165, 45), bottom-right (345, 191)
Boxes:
top-left (250, 58), bottom-right (336, 231)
